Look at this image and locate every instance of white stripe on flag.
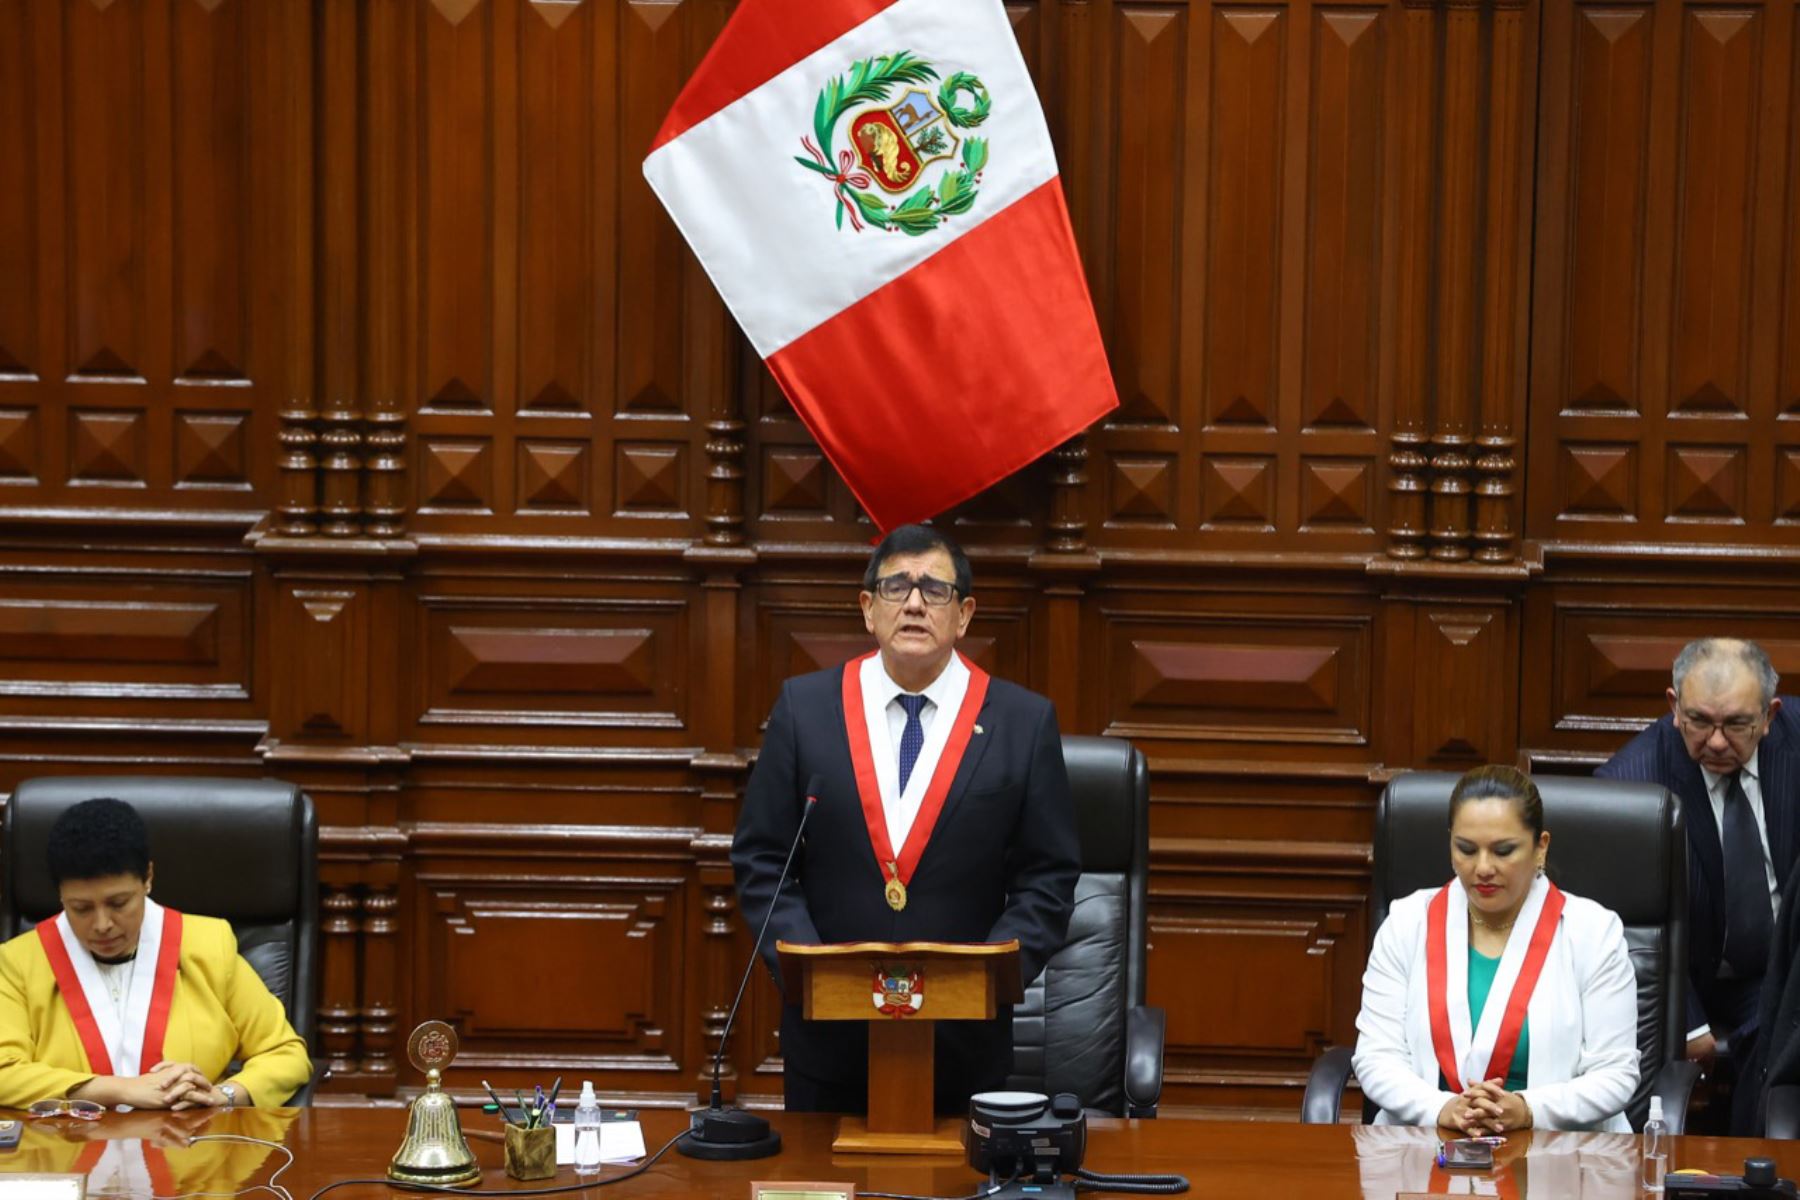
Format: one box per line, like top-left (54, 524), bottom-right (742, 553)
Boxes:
top-left (643, 0), bottom-right (1059, 357)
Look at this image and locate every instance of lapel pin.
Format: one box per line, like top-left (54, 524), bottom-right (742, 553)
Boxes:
top-left (973, 724), bottom-right (984, 735)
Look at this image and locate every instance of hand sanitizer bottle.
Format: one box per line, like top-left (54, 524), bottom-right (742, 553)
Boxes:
top-left (1641, 1094), bottom-right (1668, 1193)
top-left (573, 1080), bottom-right (603, 1176)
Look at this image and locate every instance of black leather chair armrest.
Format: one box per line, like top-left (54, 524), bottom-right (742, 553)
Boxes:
top-left (1123, 1005), bottom-right (1165, 1118)
top-left (1651, 1059), bottom-right (1701, 1135)
top-left (1765, 1085), bottom-right (1800, 1140)
top-left (284, 1059), bottom-right (330, 1108)
top-left (1302, 1045), bottom-right (1354, 1125)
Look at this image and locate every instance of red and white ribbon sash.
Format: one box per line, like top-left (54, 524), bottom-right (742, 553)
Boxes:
top-left (79, 1137), bottom-right (177, 1198)
top-left (843, 650), bottom-right (990, 891)
top-left (37, 898), bottom-right (183, 1077)
top-left (1425, 875), bottom-right (1564, 1093)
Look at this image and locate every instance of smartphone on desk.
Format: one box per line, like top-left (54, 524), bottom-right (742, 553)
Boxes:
top-left (0, 1119), bottom-right (20, 1150)
top-left (1437, 1139), bottom-right (1495, 1170)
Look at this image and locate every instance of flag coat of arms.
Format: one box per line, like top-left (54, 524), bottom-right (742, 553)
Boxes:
top-left (643, 0), bottom-right (1118, 531)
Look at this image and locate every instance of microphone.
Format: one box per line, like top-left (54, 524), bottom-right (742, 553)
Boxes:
top-left (677, 774), bottom-right (824, 1160)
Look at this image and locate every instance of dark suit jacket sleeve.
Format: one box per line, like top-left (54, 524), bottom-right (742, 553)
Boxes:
top-left (732, 680), bottom-right (824, 987)
top-left (983, 698), bottom-right (1080, 988)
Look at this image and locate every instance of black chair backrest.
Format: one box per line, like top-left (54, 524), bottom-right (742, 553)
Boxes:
top-left (1373, 772), bottom-right (1686, 1128)
top-left (1007, 735), bottom-right (1150, 1114)
top-left (1, 777), bottom-right (320, 1045)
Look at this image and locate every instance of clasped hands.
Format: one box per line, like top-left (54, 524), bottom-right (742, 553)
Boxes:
top-left (1438, 1078), bottom-right (1532, 1136)
top-left (71, 1060), bottom-right (236, 1111)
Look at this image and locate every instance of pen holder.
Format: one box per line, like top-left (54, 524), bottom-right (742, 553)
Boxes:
top-left (504, 1123), bottom-right (556, 1180)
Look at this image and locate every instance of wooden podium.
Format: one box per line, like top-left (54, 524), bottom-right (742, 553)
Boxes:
top-left (776, 939), bottom-right (1022, 1155)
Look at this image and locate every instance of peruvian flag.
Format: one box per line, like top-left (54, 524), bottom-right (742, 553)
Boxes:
top-left (643, 0), bottom-right (1118, 531)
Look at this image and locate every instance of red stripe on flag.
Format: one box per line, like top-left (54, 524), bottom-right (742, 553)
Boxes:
top-left (648, 0), bottom-right (901, 154)
top-left (766, 179), bottom-right (1118, 530)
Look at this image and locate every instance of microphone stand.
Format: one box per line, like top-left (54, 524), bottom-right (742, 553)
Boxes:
top-left (676, 788), bottom-right (819, 1160)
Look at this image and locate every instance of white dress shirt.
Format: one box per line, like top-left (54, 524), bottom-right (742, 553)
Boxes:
top-left (859, 652), bottom-right (970, 855)
top-left (1702, 748), bottom-right (1778, 902)
top-left (1688, 748), bottom-right (1778, 1038)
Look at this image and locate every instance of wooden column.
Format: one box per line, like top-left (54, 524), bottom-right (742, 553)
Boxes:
top-left (1427, 1), bottom-right (1485, 562)
top-left (1472, 0), bottom-right (1537, 564)
top-left (318, 877), bottom-right (363, 1080)
top-left (1386, 0), bottom-right (1438, 560)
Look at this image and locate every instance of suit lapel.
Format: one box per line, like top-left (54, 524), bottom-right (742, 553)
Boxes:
top-left (1761, 713), bottom-right (1797, 869)
top-left (914, 689), bottom-right (996, 855)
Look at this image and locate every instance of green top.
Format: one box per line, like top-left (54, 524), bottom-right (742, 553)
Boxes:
top-left (1467, 947), bottom-right (1530, 1091)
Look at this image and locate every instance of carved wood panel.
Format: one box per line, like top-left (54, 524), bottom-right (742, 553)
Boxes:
top-left (412, 838), bottom-right (687, 1086)
top-left (0, 0), bottom-right (300, 514)
top-left (6, 0), bottom-right (1800, 1119)
top-left (1520, 575), bottom-right (1800, 759)
top-left (1528, 0), bottom-right (1800, 541)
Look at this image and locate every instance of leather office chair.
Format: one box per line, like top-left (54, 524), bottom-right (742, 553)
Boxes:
top-left (1007, 735), bottom-right (1164, 1117)
top-left (1766, 1088), bottom-right (1800, 1138)
top-left (1301, 772), bottom-right (1698, 1132)
top-left (1, 777), bottom-right (321, 1104)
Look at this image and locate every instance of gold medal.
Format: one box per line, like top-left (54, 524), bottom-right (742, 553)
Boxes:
top-left (884, 862), bottom-right (907, 912)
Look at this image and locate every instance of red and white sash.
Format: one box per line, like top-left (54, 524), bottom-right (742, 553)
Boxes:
top-left (843, 651), bottom-right (990, 895)
top-left (79, 1138), bottom-right (177, 1198)
top-left (36, 898), bottom-right (183, 1077)
top-left (1425, 875), bottom-right (1564, 1093)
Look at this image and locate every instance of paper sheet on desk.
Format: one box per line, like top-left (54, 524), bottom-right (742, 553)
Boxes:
top-left (553, 1111), bottom-right (646, 1166)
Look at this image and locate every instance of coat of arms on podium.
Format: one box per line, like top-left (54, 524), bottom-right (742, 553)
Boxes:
top-left (873, 963), bottom-right (925, 1017)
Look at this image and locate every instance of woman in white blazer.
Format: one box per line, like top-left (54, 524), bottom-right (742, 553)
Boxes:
top-left (1352, 766), bottom-right (1640, 1133)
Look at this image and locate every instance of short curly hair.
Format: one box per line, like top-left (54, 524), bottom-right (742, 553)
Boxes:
top-left (47, 798), bottom-right (151, 887)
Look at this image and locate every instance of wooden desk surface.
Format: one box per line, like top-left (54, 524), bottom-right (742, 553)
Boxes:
top-left (3, 1106), bottom-right (1798, 1199)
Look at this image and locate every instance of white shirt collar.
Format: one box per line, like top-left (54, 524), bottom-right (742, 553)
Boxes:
top-left (1702, 746), bottom-right (1761, 793)
top-left (873, 651), bottom-right (967, 710)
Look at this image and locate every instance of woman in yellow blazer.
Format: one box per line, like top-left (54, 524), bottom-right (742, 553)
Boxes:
top-left (0, 798), bottom-right (310, 1110)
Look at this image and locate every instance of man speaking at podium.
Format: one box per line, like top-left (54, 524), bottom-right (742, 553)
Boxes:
top-left (733, 524), bottom-right (1079, 1114)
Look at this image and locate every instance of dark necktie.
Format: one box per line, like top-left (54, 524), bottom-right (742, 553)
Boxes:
top-left (1722, 769), bottom-right (1774, 976)
top-left (896, 694), bottom-right (928, 793)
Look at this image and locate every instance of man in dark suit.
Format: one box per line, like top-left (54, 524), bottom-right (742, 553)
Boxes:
top-left (731, 524), bottom-right (1079, 1114)
top-left (1596, 637), bottom-right (1800, 1070)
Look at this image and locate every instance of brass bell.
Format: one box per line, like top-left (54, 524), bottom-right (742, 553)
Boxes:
top-left (389, 1022), bottom-right (482, 1187)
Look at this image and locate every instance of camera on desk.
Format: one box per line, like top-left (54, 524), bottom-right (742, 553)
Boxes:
top-left (1667, 1158), bottom-right (1800, 1199)
top-left (964, 1091), bottom-right (1087, 1183)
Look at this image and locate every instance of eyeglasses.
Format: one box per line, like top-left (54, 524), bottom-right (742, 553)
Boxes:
top-left (1678, 711), bottom-right (1762, 740)
top-left (27, 1099), bottom-right (105, 1120)
top-left (871, 574), bottom-right (958, 606)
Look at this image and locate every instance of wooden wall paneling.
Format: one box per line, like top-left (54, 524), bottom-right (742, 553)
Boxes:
top-left (0, 0), bottom-right (298, 519)
top-left (1382, 0), bottom-right (1437, 559)
top-left (406, 819), bottom-right (692, 1092)
top-left (1424, 5), bottom-right (1483, 561)
top-left (688, 547), bottom-right (756, 1102)
top-left (1528, 0), bottom-right (1800, 544)
top-left (1379, 585), bottom-right (1523, 768)
top-left (398, 0), bottom-right (731, 544)
top-left (318, 871), bottom-right (364, 1081)
top-left (13, 0), bottom-right (1800, 1117)
top-left (1091, 578), bottom-right (1379, 762)
top-left (268, 576), bottom-right (372, 746)
top-left (1293, 0), bottom-right (1387, 547)
top-left (1472, 0), bottom-right (1539, 563)
top-left (1147, 826), bottom-right (1370, 1109)
top-left (0, 0), bottom-right (37, 436)
top-left (1517, 566), bottom-right (1800, 762)
top-left (403, 565), bottom-right (695, 748)
top-left (1073, 0), bottom-right (1394, 555)
top-left (319, 0), bottom-right (365, 538)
